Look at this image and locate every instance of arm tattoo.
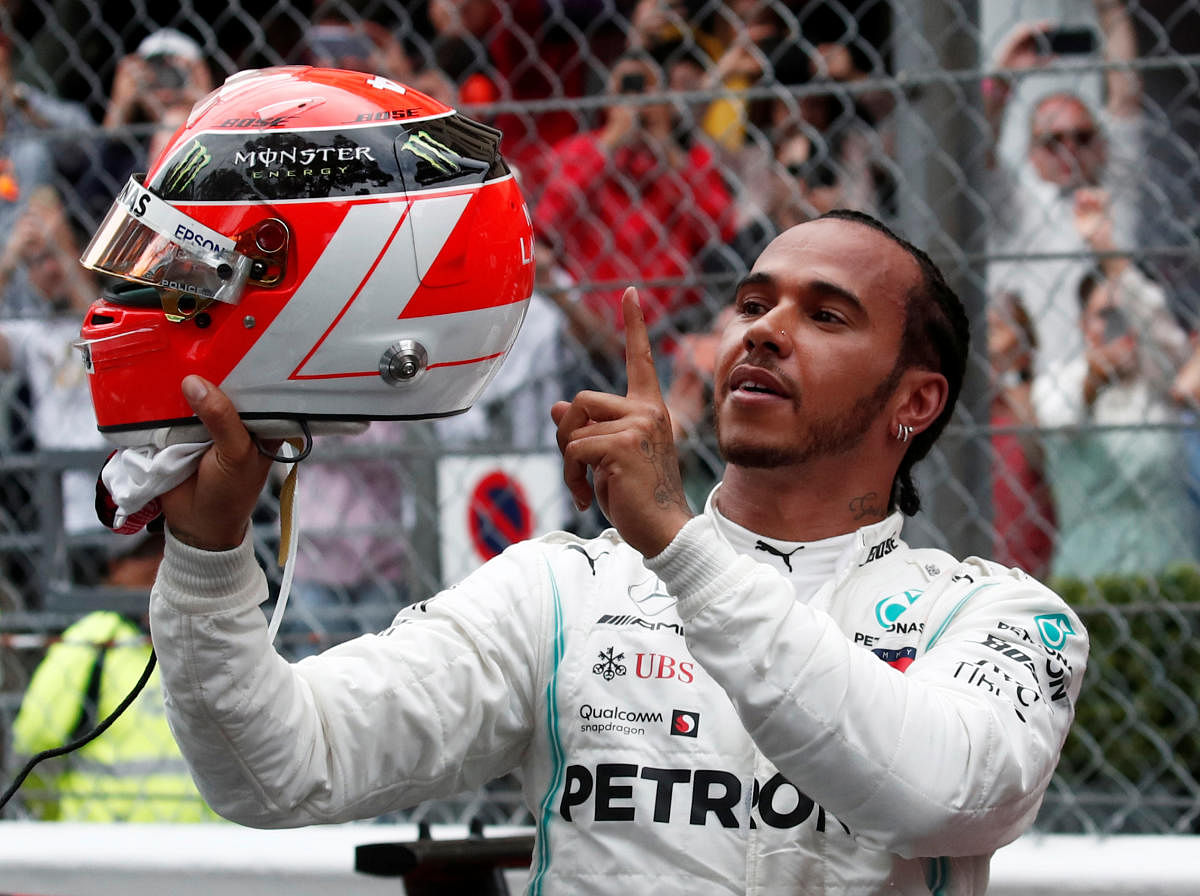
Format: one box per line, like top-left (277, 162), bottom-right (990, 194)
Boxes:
top-left (641, 436), bottom-right (689, 512)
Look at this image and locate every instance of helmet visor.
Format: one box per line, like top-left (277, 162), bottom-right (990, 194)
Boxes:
top-left (80, 176), bottom-right (253, 305)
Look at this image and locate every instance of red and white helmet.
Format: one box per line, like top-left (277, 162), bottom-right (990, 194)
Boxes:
top-left (78, 66), bottom-right (534, 446)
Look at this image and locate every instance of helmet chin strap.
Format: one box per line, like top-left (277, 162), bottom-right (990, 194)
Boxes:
top-left (252, 419), bottom-right (313, 462)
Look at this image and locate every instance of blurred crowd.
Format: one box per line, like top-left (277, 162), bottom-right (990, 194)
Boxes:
top-left (0, 0), bottom-right (1197, 648)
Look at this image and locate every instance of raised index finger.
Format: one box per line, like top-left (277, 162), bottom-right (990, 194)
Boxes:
top-left (622, 286), bottom-right (663, 401)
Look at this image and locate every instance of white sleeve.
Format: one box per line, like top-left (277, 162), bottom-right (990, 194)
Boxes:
top-left (1113, 264), bottom-right (1191, 372)
top-left (0, 320), bottom-right (40, 372)
top-left (149, 528), bottom-right (550, 827)
top-left (1032, 357), bottom-right (1088, 428)
top-left (647, 516), bottom-right (1087, 858)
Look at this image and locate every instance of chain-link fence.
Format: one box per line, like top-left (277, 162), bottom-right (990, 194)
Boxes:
top-left (1, 0), bottom-right (1199, 836)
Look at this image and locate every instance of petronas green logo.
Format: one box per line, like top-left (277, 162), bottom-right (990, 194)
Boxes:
top-left (164, 142), bottom-right (212, 193)
top-left (401, 131), bottom-right (458, 174)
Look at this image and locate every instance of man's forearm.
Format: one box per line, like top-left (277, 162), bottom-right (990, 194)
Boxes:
top-left (1096, 0), bottom-right (1141, 117)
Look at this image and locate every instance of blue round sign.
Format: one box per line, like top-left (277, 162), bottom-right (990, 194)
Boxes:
top-left (468, 470), bottom-right (533, 560)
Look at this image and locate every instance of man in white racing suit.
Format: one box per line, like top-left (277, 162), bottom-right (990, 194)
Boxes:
top-left (149, 211), bottom-right (1087, 894)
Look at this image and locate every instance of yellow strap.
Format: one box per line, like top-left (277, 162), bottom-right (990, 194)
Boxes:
top-left (276, 438), bottom-right (304, 567)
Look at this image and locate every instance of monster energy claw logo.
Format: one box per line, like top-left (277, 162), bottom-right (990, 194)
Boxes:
top-left (163, 143), bottom-right (212, 193)
top-left (401, 130), bottom-right (459, 175)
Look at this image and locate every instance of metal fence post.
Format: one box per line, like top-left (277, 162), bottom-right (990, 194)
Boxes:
top-left (891, 0), bottom-right (993, 558)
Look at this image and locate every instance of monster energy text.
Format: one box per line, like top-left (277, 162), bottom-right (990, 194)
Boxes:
top-left (235, 146), bottom-right (377, 168)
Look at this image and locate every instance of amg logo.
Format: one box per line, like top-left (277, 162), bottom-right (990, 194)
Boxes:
top-left (863, 536), bottom-right (898, 564)
top-left (597, 614), bottom-right (684, 636)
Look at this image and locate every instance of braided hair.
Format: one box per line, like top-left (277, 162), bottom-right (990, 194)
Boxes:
top-left (818, 210), bottom-right (971, 516)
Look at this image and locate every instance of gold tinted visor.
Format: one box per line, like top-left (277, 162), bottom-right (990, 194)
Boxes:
top-left (80, 176), bottom-right (253, 305)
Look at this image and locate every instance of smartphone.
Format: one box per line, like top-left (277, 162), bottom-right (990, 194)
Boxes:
top-left (619, 72), bottom-right (646, 94)
top-left (147, 57), bottom-right (188, 90)
top-left (1045, 26), bottom-right (1097, 56)
top-left (1099, 306), bottom-right (1131, 343)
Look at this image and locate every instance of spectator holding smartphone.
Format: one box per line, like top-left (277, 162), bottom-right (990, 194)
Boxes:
top-left (984, 0), bottom-right (1144, 401)
top-left (76, 29), bottom-right (214, 227)
top-left (1033, 188), bottom-right (1198, 578)
top-left (103, 29), bottom-right (212, 131)
top-left (533, 52), bottom-right (734, 390)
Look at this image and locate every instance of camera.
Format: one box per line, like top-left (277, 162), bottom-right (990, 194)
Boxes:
top-left (146, 56), bottom-right (188, 90)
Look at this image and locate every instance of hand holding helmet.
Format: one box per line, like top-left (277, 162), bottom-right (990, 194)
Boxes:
top-left (79, 66), bottom-right (535, 539)
top-left (155, 375), bottom-right (276, 550)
